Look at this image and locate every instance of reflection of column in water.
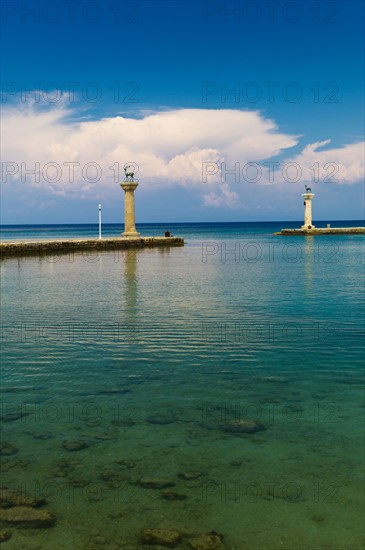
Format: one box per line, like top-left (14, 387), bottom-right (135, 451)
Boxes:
top-left (157, 246), bottom-right (171, 256)
top-left (123, 249), bottom-right (138, 320)
top-left (303, 236), bottom-right (313, 293)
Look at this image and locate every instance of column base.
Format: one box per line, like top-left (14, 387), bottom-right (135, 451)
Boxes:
top-left (121, 231), bottom-right (141, 239)
top-left (301, 225), bottom-right (315, 230)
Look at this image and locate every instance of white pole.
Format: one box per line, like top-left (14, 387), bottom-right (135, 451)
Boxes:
top-left (98, 204), bottom-right (102, 239)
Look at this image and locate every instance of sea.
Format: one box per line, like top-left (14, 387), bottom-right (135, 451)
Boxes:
top-left (0, 222), bottom-right (364, 550)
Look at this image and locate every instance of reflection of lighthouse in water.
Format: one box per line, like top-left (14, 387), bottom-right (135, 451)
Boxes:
top-left (301, 185), bottom-right (315, 230)
top-left (303, 237), bottom-right (313, 295)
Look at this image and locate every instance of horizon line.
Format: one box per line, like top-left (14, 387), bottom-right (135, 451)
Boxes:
top-left (1, 219), bottom-right (364, 227)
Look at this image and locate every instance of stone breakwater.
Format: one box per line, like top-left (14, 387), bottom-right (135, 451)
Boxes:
top-left (0, 237), bottom-right (184, 258)
top-left (274, 227), bottom-right (365, 236)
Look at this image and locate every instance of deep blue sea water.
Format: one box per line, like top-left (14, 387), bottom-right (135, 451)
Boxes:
top-left (0, 220), bottom-right (364, 241)
top-left (0, 222), bottom-right (364, 549)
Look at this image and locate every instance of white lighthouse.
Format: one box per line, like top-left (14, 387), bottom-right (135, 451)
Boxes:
top-left (301, 185), bottom-right (315, 230)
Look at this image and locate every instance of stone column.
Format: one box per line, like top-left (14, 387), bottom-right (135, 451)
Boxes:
top-left (120, 181), bottom-right (140, 238)
top-left (301, 192), bottom-right (315, 229)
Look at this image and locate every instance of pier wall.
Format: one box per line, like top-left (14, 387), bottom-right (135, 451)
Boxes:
top-left (274, 228), bottom-right (365, 236)
top-left (0, 237), bottom-right (184, 258)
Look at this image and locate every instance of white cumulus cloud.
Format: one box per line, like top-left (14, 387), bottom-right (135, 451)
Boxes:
top-left (1, 99), bottom-right (364, 210)
top-left (282, 139), bottom-right (365, 185)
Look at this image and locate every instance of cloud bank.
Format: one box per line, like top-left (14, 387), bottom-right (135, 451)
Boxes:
top-left (1, 99), bottom-right (364, 208)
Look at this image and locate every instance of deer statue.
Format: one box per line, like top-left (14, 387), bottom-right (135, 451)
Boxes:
top-left (124, 166), bottom-right (135, 181)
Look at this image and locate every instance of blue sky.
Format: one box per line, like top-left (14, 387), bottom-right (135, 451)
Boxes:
top-left (1, 0), bottom-right (364, 223)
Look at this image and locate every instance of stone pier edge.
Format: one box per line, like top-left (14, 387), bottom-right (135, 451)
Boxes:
top-left (0, 237), bottom-right (184, 258)
top-left (274, 227), bottom-right (365, 236)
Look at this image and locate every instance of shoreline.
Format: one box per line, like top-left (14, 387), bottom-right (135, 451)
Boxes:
top-left (0, 236), bottom-right (184, 258)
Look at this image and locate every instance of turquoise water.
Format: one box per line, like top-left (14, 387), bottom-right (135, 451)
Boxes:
top-left (1, 223), bottom-right (364, 549)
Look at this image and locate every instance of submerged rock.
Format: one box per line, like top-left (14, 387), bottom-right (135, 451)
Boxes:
top-left (62, 439), bottom-right (89, 451)
top-left (178, 471), bottom-right (203, 480)
top-left (0, 488), bottom-right (46, 509)
top-left (0, 412), bottom-right (30, 422)
top-left (161, 490), bottom-right (187, 501)
top-left (89, 535), bottom-right (108, 545)
top-left (52, 469), bottom-right (67, 478)
top-left (139, 478), bottom-right (176, 489)
top-left (98, 387), bottom-right (130, 395)
top-left (0, 506), bottom-right (56, 528)
top-left (220, 419), bottom-right (266, 435)
top-left (70, 479), bottom-right (90, 488)
top-left (27, 431), bottom-right (54, 440)
top-left (141, 528), bottom-right (182, 547)
top-left (189, 532), bottom-right (225, 550)
top-left (116, 459), bottom-right (136, 469)
top-left (0, 459), bottom-right (29, 472)
top-left (0, 530), bottom-right (12, 542)
top-left (100, 469), bottom-right (122, 483)
top-left (111, 419), bottom-right (135, 427)
top-left (260, 376), bottom-right (290, 384)
top-left (56, 458), bottom-right (79, 469)
top-left (92, 433), bottom-right (116, 441)
top-left (0, 444), bottom-right (18, 456)
top-left (146, 414), bottom-right (176, 425)
top-left (311, 514), bottom-right (326, 523)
